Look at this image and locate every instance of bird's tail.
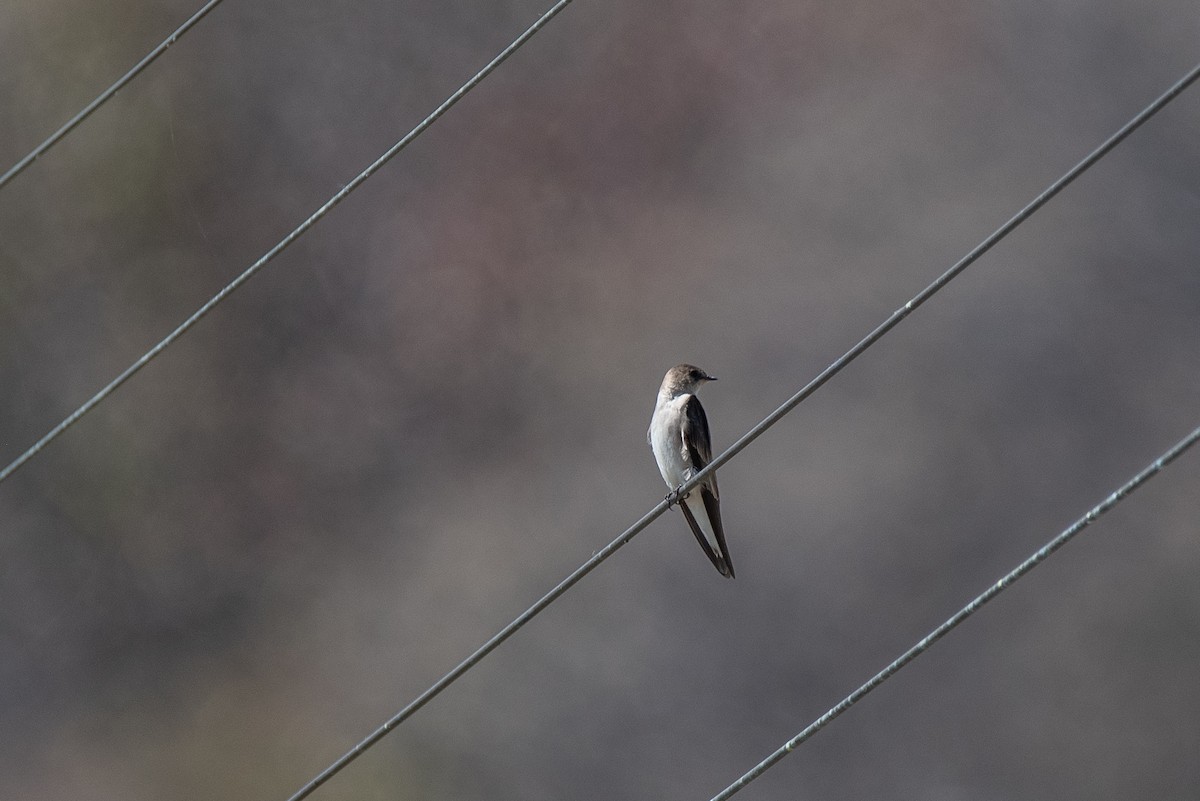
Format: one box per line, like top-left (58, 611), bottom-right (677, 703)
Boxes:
top-left (679, 499), bottom-right (734, 578)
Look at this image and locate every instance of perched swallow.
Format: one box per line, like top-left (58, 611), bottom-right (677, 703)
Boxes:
top-left (647, 364), bottom-right (734, 578)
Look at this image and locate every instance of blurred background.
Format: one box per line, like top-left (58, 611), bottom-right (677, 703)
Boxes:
top-left (2, 1), bottom-right (1199, 798)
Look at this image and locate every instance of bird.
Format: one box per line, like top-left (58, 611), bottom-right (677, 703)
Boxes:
top-left (647, 364), bottom-right (734, 578)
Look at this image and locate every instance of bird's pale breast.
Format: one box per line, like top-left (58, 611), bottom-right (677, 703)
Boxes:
top-left (650, 393), bottom-right (693, 488)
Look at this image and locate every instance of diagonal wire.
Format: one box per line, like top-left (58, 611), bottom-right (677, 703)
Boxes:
top-left (0, 0), bottom-right (581, 486)
top-left (282, 498), bottom-right (675, 801)
top-left (708, 422), bottom-right (1200, 801)
top-left (281, 62), bottom-right (1200, 801)
top-left (0, 0), bottom-right (228, 191)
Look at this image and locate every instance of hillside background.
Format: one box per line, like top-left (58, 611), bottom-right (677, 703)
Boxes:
top-left (2, 1), bottom-right (1199, 798)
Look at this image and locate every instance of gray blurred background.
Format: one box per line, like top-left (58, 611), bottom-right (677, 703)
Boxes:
top-left (2, 1), bottom-right (1199, 799)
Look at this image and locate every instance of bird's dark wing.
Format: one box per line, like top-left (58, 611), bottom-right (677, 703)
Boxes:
top-left (682, 396), bottom-right (715, 490)
top-left (682, 395), bottom-right (734, 578)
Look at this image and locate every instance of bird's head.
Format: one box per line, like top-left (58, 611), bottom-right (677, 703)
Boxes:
top-left (662, 363), bottom-right (717, 396)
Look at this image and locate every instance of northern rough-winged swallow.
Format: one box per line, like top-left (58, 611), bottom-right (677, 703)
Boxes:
top-left (648, 364), bottom-right (734, 578)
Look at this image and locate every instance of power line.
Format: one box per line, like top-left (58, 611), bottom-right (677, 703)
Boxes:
top-left (280, 62), bottom-right (1200, 801)
top-left (284, 499), bottom-right (670, 801)
top-left (0, 0), bottom-right (228, 191)
top-left (0, 0), bottom-right (582, 486)
top-left (707, 422), bottom-right (1200, 801)
top-left (694, 61), bottom-right (1200, 483)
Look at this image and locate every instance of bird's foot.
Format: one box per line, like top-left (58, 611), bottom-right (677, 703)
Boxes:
top-left (665, 486), bottom-right (688, 507)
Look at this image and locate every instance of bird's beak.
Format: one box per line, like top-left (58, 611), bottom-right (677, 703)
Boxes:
top-left (706, 375), bottom-right (718, 382)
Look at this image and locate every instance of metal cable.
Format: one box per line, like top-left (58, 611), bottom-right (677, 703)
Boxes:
top-left (0, 0), bottom-right (228, 190)
top-left (0, 0), bottom-right (581, 485)
top-left (708, 422), bottom-right (1200, 801)
top-left (280, 62), bottom-right (1200, 801)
